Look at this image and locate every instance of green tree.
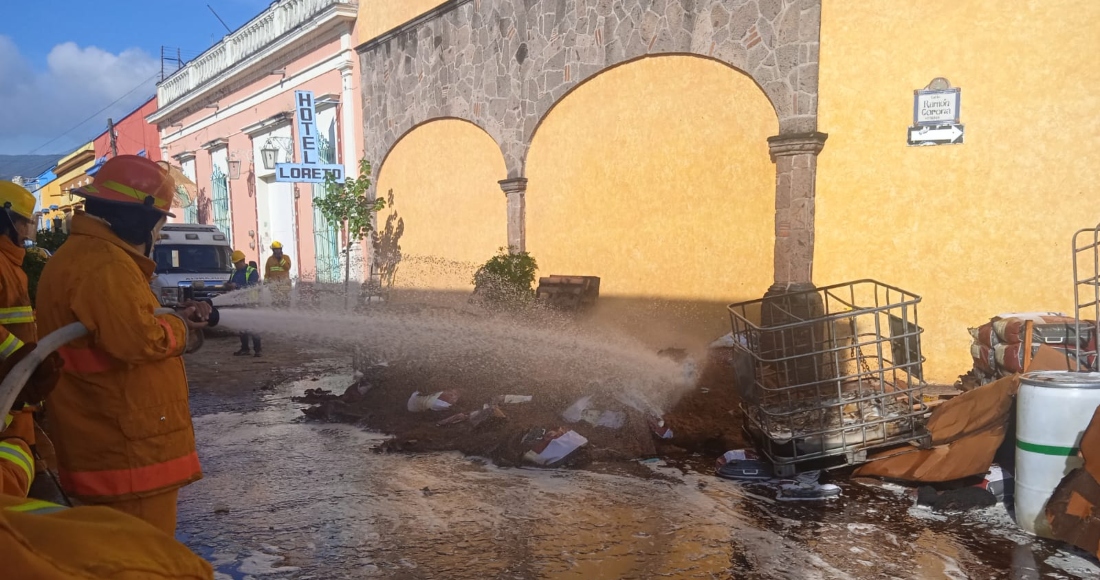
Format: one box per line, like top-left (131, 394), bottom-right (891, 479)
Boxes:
top-left (315, 159), bottom-right (386, 308)
top-left (24, 229), bottom-right (70, 307)
top-left (471, 247), bottom-right (538, 311)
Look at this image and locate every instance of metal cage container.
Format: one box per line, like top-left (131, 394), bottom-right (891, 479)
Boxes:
top-left (728, 280), bottom-right (930, 475)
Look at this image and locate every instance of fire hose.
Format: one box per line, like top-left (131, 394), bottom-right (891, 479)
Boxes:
top-left (0, 303), bottom-right (220, 429)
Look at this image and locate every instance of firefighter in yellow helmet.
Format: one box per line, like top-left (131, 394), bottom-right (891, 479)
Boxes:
top-left (36, 156), bottom-right (212, 534)
top-left (265, 241), bottom-right (291, 307)
top-left (0, 181), bottom-right (63, 498)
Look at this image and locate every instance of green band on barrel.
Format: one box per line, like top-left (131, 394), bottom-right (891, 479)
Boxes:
top-left (1016, 440), bottom-right (1080, 456)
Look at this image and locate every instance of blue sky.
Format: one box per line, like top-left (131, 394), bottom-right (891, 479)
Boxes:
top-left (0, 0), bottom-right (273, 156)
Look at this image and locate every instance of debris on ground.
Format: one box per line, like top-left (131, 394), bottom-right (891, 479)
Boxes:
top-left (715, 449), bottom-right (773, 481)
top-left (407, 390), bottom-right (459, 412)
top-left (915, 485), bottom-right (997, 512)
top-left (523, 429), bottom-right (588, 466)
top-left (494, 395), bottom-right (533, 404)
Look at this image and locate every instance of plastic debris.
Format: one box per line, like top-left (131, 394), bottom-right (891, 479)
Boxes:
top-left (495, 395), bottom-right (533, 404)
top-left (973, 464), bottom-right (1013, 502)
top-left (776, 481), bottom-right (842, 502)
top-left (647, 415), bottom-right (673, 439)
top-left (407, 390), bottom-right (459, 412)
top-left (715, 449), bottom-right (773, 481)
top-left (523, 428), bottom-right (588, 466)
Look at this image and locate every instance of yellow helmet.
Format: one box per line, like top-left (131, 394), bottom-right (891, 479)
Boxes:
top-left (0, 181), bottom-right (37, 222)
top-left (231, 250), bottom-right (246, 262)
top-left (271, 241), bottom-right (283, 250)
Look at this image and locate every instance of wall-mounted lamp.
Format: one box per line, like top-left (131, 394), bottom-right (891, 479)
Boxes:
top-left (168, 123), bottom-right (184, 132)
top-left (228, 159), bottom-right (242, 179)
top-left (271, 69), bottom-right (286, 80)
top-left (205, 103), bottom-right (220, 112)
top-left (260, 145), bottom-right (278, 171)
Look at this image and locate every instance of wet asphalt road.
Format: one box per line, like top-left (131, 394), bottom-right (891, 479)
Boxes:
top-left (178, 364), bottom-right (1100, 579)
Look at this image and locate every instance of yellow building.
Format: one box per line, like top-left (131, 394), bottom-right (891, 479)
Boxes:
top-left (39, 143), bottom-right (95, 231)
top-left (356, 0), bottom-right (1100, 384)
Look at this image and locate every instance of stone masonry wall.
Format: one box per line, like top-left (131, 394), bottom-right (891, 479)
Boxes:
top-left (358, 0), bottom-right (822, 179)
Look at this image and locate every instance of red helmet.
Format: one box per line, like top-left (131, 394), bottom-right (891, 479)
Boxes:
top-left (73, 155), bottom-right (177, 217)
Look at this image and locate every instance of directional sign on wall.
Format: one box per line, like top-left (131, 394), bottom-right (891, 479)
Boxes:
top-left (908, 123), bottom-right (965, 146)
top-left (275, 90), bottom-right (346, 183)
top-left (908, 86), bottom-right (964, 147)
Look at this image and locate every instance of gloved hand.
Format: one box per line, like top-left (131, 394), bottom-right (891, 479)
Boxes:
top-left (0, 343), bottom-right (64, 408)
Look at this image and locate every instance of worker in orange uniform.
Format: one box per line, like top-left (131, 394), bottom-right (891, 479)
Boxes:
top-left (0, 182), bottom-right (63, 498)
top-left (265, 240), bottom-right (292, 307)
top-left (0, 493), bottom-right (213, 578)
top-left (36, 155), bottom-right (212, 535)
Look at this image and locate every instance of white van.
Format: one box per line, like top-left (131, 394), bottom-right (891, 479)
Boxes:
top-left (150, 224), bottom-right (235, 307)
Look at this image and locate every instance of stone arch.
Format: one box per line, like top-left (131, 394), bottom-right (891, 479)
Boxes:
top-left (520, 52), bottom-right (778, 173)
top-left (374, 118), bottom-right (510, 291)
top-left (358, 0), bottom-right (821, 179)
top-left (375, 116), bottom-right (507, 179)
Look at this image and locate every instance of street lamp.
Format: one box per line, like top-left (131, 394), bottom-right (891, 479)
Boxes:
top-left (260, 145), bottom-right (278, 170)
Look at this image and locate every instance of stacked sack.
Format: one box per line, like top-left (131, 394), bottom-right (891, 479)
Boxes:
top-left (969, 313), bottom-right (1097, 382)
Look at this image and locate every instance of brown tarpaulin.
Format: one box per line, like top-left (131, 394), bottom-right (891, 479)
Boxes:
top-left (853, 375), bottom-right (1020, 482)
top-left (1046, 405), bottom-right (1100, 558)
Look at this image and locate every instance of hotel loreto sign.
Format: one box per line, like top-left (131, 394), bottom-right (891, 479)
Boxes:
top-left (275, 90), bottom-right (346, 184)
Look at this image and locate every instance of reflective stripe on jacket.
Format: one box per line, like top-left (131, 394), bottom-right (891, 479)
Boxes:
top-left (0, 493), bottom-right (215, 579)
top-left (38, 213), bottom-right (202, 502)
top-left (231, 265), bottom-right (259, 287)
top-left (265, 255), bottom-right (291, 281)
top-left (0, 235), bottom-right (35, 360)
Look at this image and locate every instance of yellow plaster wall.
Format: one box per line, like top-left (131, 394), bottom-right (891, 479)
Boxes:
top-left (40, 143), bottom-right (94, 224)
top-left (526, 56), bottom-right (777, 303)
top-left (816, 0), bottom-right (1100, 383)
top-left (357, 0), bottom-right (447, 44)
top-left (375, 120), bottom-right (508, 290)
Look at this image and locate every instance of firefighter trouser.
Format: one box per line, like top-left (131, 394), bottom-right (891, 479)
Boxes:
top-left (89, 489), bottom-right (180, 536)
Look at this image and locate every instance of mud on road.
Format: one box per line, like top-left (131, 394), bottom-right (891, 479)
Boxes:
top-left (182, 336), bottom-right (1099, 578)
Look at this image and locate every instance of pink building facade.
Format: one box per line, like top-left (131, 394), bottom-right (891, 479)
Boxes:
top-left (150, 0), bottom-right (362, 283)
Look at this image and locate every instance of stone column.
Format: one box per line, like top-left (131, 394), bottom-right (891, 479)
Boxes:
top-left (766, 132), bottom-right (828, 294)
top-left (760, 132), bottom-right (828, 389)
top-left (499, 177), bottom-right (527, 253)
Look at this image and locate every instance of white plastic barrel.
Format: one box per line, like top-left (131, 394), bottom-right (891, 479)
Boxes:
top-left (1015, 371), bottom-right (1100, 537)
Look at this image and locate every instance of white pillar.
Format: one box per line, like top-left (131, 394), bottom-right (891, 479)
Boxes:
top-left (338, 31), bottom-right (364, 283)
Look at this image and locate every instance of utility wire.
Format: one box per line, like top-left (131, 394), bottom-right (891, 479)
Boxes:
top-left (25, 72), bottom-right (160, 156)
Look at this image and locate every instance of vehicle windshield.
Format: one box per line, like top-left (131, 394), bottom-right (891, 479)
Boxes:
top-left (153, 244), bottom-right (233, 274)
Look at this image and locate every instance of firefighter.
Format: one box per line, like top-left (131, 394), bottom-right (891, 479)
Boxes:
top-left (0, 181), bottom-right (63, 498)
top-left (265, 241), bottom-right (292, 308)
top-left (36, 155), bottom-right (211, 534)
top-left (225, 250), bottom-right (261, 357)
top-left (0, 493), bottom-right (214, 578)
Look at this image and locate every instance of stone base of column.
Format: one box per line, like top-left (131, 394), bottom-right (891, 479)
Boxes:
top-left (759, 281), bottom-right (827, 389)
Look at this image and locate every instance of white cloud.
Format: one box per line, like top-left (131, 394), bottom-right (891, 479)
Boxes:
top-left (0, 35), bottom-right (159, 155)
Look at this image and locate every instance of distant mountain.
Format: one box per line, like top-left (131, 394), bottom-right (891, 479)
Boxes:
top-left (0, 155), bottom-right (65, 181)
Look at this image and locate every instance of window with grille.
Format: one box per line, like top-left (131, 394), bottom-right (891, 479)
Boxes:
top-left (211, 166), bottom-right (232, 246)
top-left (312, 135), bottom-right (341, 283)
